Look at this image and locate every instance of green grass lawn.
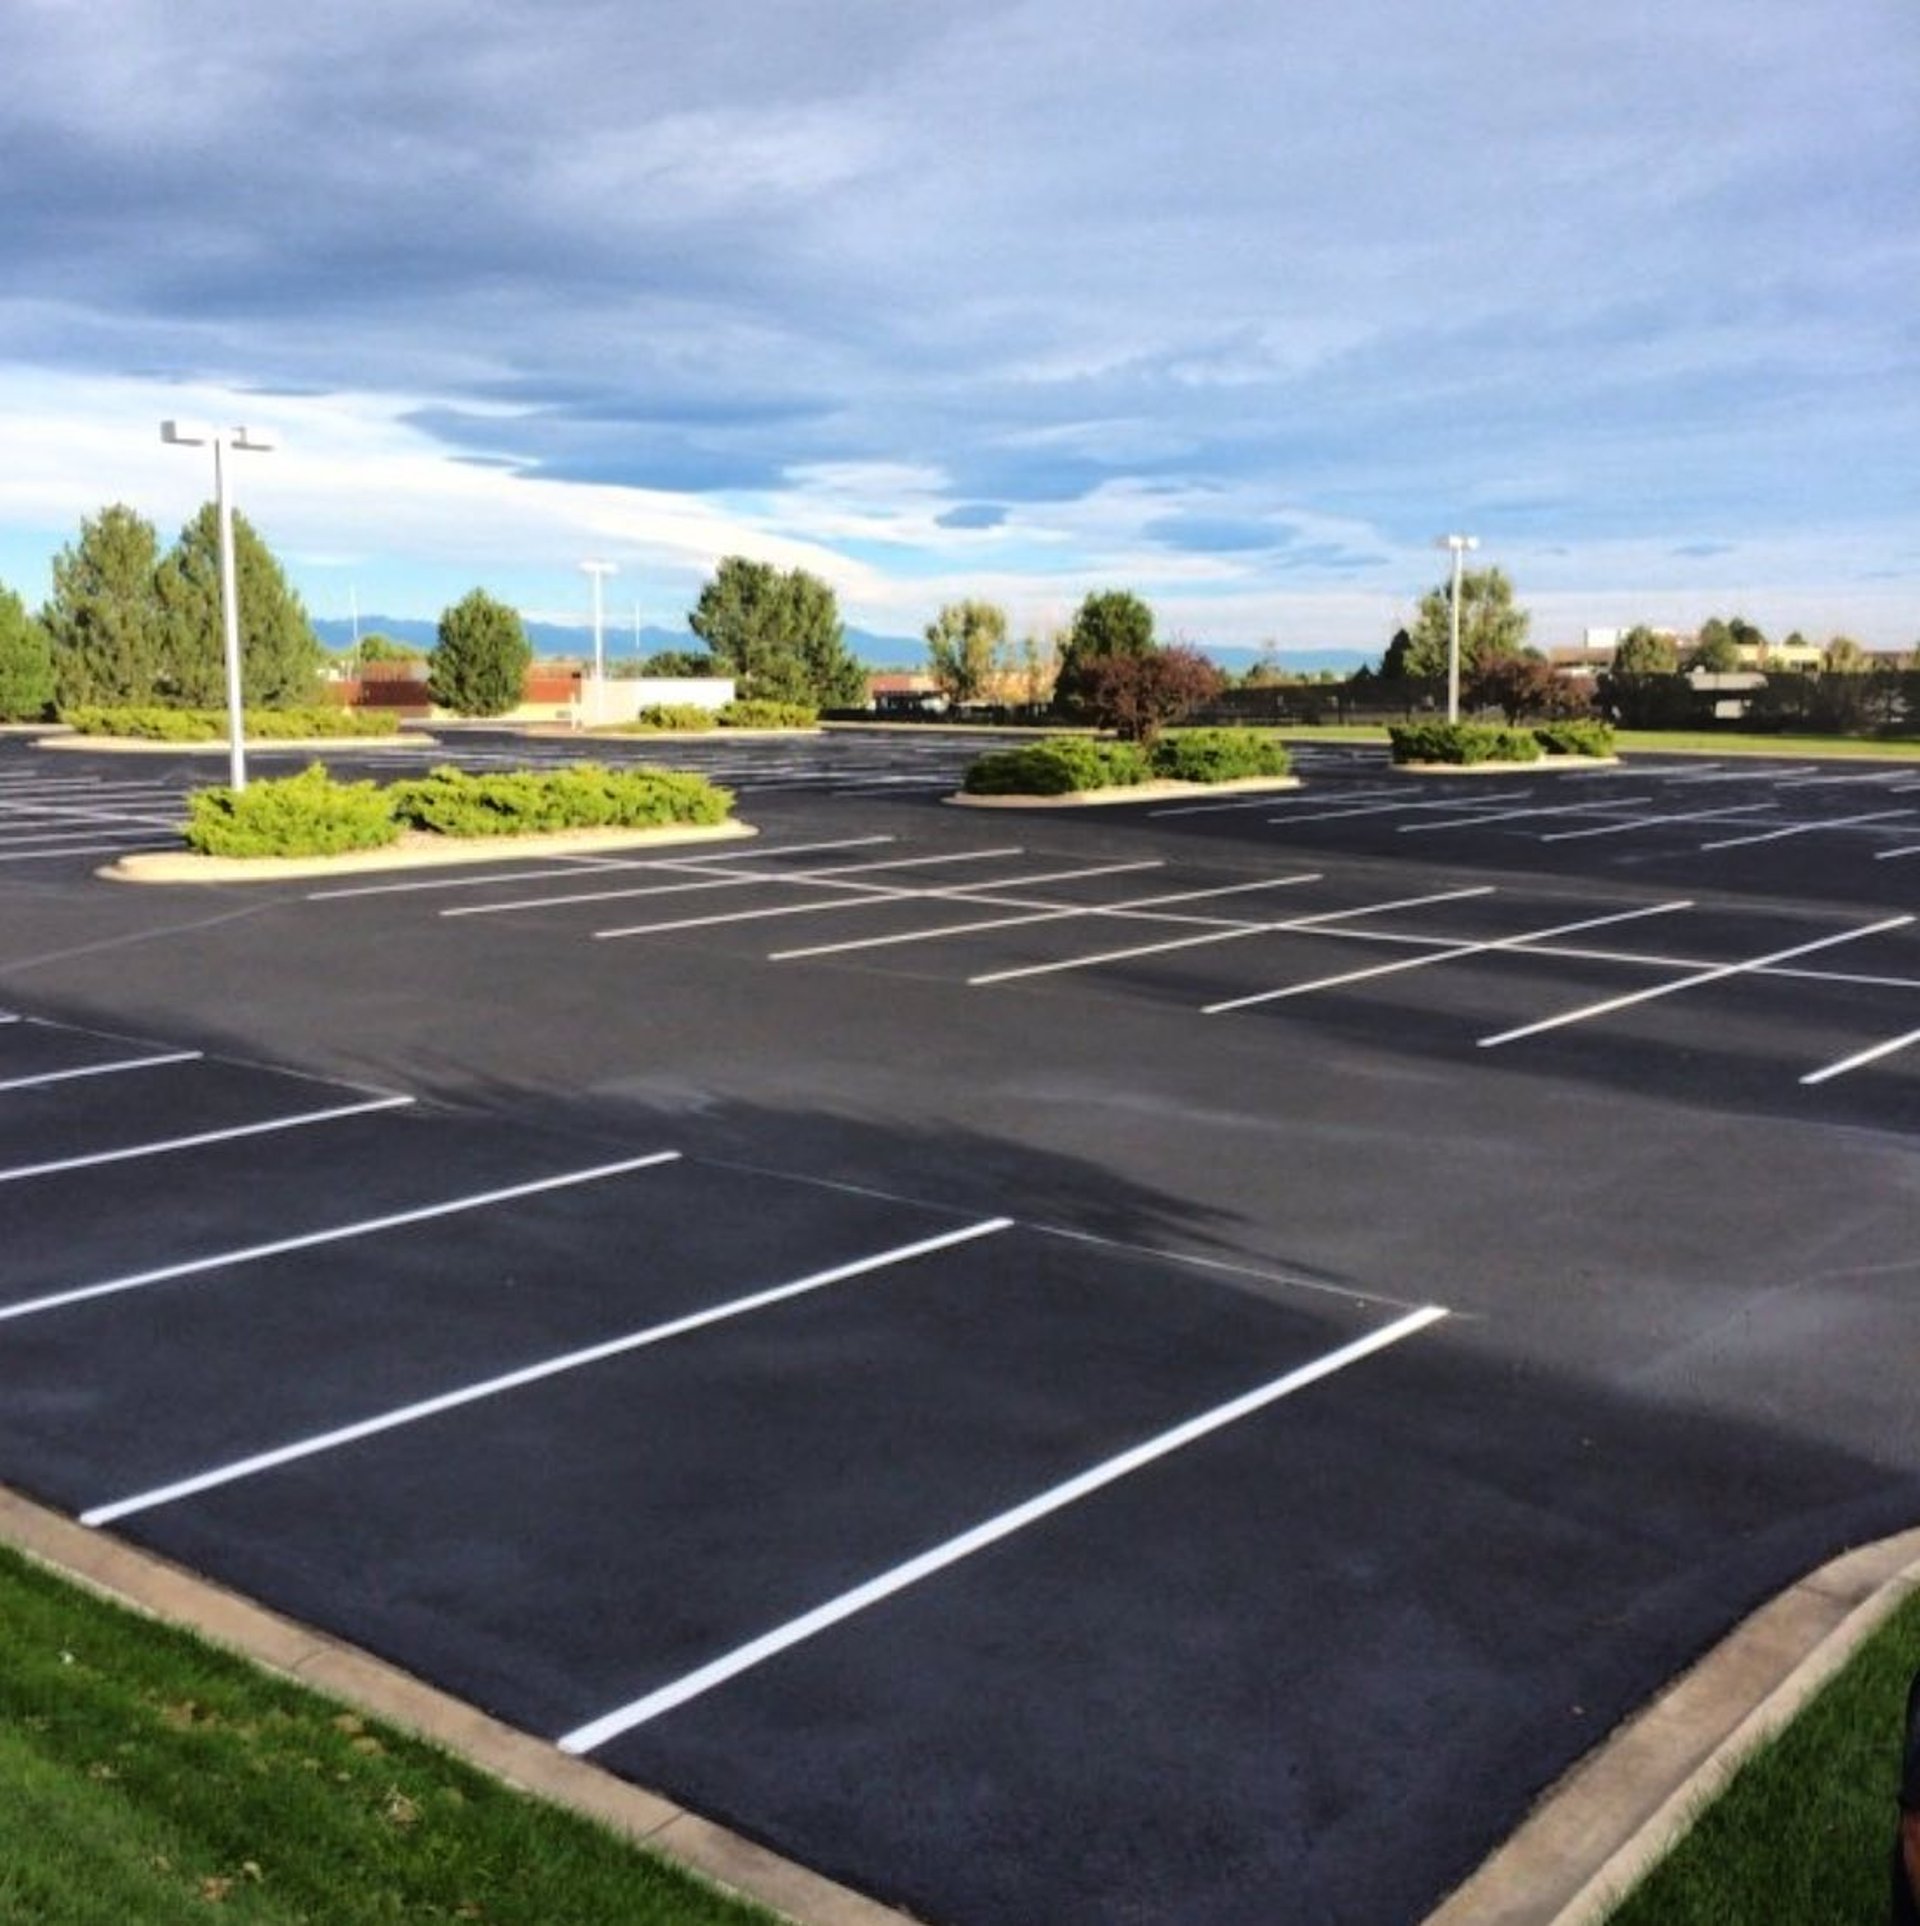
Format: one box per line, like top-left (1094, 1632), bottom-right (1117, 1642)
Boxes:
top-left (1613, 729), bottom-right (1920, 760)
top-left (1604, 1588), bottom-right (1920, 1923)
top-left (0, 1545), bottom-right (780, 1925)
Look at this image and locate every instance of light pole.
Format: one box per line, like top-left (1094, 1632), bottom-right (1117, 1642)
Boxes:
top-left (1434, 533), bottom-right (1479, 723)
top-left (161, 420), bottom-right (276, 790)
top-left (581, 561), bottom-right (617, 725)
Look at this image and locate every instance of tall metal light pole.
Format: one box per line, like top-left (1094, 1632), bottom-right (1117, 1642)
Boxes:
top-left (1435, 533), bottom-right (1479, 723)
top-left (581, 560), bottom-right (617, 725)
top-left (161, 420), bottom-right (277, 790)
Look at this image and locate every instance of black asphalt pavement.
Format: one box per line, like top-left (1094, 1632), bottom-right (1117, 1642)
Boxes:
top-left (1, 728), bottom-right (1916, 1924)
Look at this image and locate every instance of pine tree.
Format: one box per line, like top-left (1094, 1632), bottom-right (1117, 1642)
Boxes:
top-left (41, 504), bottom-right (164, 706)
top-left (155, 505), bottom-right (322, 707)
top-left (429, 589), bottom-right (531, 717)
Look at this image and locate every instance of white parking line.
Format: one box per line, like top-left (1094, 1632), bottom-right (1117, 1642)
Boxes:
top-left (556, 1304), bottom-right (1448, 1751)
top-left (306, 836), bottom-right (897, 902)
top-left (770, 873), bottom-right (1324, 964)
top-left (1148, 785), bottom-right (1404, 820)
top-left (0, 840), bottom-right (176, 864)
top-left (443, 845), bottom-right (1024, 920)
top-left (1538, 802), bottom-right (1777, 843)
top-left (80, 1216), bottom-right (1014, 1527)
top-left (0, 1150), bottom-right (682, 1323)
top-left (968, 886), bottom-right (1495, 987)
top-left (592, 860), bottom-right (1164, 940)
top-left (1698, 807), bottom-right (1913, 852)
top-left (1203, 901), bottom-right (1692, 1015)
top-left (0, 1051), bottom-right (202, 1094)
top-left (1801, 1026), bottom-right (1920, 1086)
top-left (1478, 916), bottom-right (1915, 1048)
top-left (1396, 797), bottom-right (1654, 835)
top-left (0, 1095), bottom-right (414, 1185)
top-left (1265, 793), bottom-right (1534, 827)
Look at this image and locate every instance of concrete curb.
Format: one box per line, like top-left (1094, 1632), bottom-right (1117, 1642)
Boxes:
top-left (37, 732), bottom-right (427, 755)
top-left (1389, 756), bottom-right (1620, 776)
top-left (0, 1482), bottom-right (921, 1926)
top-left (945, 775), bottom-right (1302, 809)
top-left (1424, 1527), bottom-right (1920, 1925)
top-left (98, 820), bottom-right (757, 885)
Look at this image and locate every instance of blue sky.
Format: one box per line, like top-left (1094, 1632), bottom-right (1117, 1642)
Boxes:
top-left (1, 0), bottom-right (1915, 655)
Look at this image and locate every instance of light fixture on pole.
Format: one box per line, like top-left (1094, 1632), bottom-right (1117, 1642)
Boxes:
top-left (581, 560), bottom-right (617, 725)
top-left (1434, 533), bottom-right (1479, 723)
top-left (161, 420), bottom-right (277, 790)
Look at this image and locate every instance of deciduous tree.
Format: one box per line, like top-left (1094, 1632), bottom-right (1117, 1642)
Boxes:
top-left (1611, 625), bottom-right (1678, 676)
top-left (1054, 590), bottom-right (1157, 718)
top-left (924, 600), bottom-right (1008, 707)
top-left (689, 557), bottom-right (863, 706)
top-left (1403, 568), bottom-right (1530, 679)
top-left (1078, 644), bottom-right (1223, 742)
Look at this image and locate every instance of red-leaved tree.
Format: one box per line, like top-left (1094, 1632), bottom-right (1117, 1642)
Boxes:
top-left (1079, 645), bottom-right (1224, 741)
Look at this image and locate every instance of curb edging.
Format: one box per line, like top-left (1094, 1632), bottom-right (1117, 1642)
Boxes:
top-left (1424, 1526), bottom-right (1920, 1925)
top-left (0, 1482), bottom-right (920, 1926)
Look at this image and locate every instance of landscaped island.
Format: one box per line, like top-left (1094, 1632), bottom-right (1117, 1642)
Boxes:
top-left (180, 762), bottom-right (735, 859)
top-left (959, 728), bottom-right (1294, 800)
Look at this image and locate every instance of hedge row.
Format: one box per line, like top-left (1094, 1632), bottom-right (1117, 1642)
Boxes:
top-left (595, 699), bottom-right (818, 735)
top-left (963, 729), bottom-right (1292, 796)
top-left (1387, 720), bottom-right (1616, 765)
top-left (184, 762), bottom-right (733, 858)
top-left (63, 706), bottom-right (402, 741)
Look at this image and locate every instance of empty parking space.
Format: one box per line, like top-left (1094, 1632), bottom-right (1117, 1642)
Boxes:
top-left (4, 732), bottom-right (1919, 1925)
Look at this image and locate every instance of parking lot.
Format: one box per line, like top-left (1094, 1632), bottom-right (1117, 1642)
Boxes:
top-left (2, 728), bottom-right (1917, 1925)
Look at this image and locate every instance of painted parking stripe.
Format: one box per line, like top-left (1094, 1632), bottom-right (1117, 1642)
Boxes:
top-left (1148, 785), bottom-right (1404, 820)
top-left (556, 1303), bottom-right (1449, 1752)
top-left (0, 1050), bottom-right (202, 1094)
top-left (0, 1094), bottom-right (414, 1185)
top-left (1478, 916), bottom-right (1915, 1049)
top-left (593, 859), bottom-right (1163, 940)
top-left (443, 845), bottom-right (1025, 920)
top-left (1698, 807), bottom-right (1913, 852)
top-left (1264, 794), bottom-right (1533, 828)
top-left (80, 1217), bottom-right (1014, 1527)
top-left (770, 873), bottom-right (1325, 963)
top-left (1538, 801), bottom-right (1777, 843)
top-left (1801, 1026), bottom-right (1920, 1086)
top-left (1204, 901), bottom-right (1692, 1015)
top-left (969, 886), bottom-right (1496, 987)
top-left (306, 836), bottom-right (898, 902)
top-left (1396, 796), bottom-right (1653, 835)
top-left (0, 841), bottom-right (175, 865)
top-left (0, 1150), bottom-right (682, 1323)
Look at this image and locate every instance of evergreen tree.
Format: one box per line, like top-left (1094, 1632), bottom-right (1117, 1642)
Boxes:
top-left (429, 589), bottom-right (531, 717)
top-left (155, 504), bottom-right (322, 707)
top-left (41, 503), bottom-right (164, 706)
top-left (1054, 590), bottom-right (1157, 718)
top-left (1612, 625), bottom-right (1678, 675)
top-left (0, 584), bottom-right (56, 720)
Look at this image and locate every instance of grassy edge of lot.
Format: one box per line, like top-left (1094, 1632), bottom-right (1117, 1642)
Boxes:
top-left (1266, 724), bottom-right (1920, 759)
top-left (0, 1542), bottom-right (781, 1926)
top-left (1601, 1586), bottom-right (1920, 1924)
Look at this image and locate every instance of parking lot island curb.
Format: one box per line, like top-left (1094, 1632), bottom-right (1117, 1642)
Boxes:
top-left (98, 819), bottom-right (758, 884)
top-left (1423, 1525), bottom-right (1920, 1925)
top-left (0, 1482), bottom-right (921, 1926)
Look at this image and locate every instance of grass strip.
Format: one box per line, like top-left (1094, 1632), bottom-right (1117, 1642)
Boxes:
top-left (1604, 1587), bottom-right (1920, 1923)
top-left (0, 1543), bottom-right (780, 1925)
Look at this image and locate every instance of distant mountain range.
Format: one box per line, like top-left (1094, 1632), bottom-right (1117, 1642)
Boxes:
top-left (310, 616), bottom-right (1370, 678)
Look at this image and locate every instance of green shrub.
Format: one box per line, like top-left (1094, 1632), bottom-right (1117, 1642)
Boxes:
top-left (387, 763), bottom-right (732, 836)
top-left (1388, 721), bottom-right (1543, 766)
top-left (1150, 729), bottom-right (1292, 783)
top-left (718, 699), bottom-right (817, 729)
top-left (1532, 720), bottom-right (1616, 758)
top-left (60, 705), bottom-right (399, 741)
top-left (633, 704), bottom-right (719, 732)
top-left (962, 737), bottom-right (1152, 795)
top-left (183, 764), bottom-right (401, 857)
